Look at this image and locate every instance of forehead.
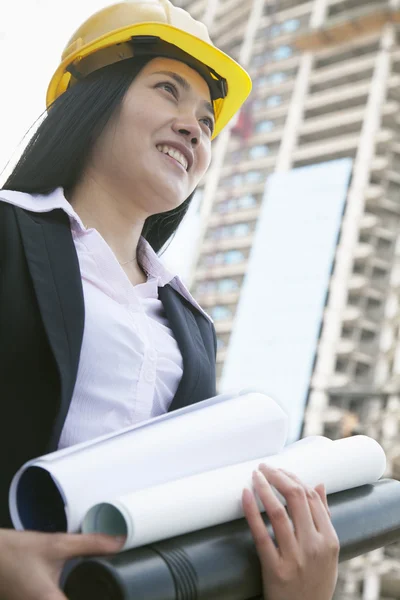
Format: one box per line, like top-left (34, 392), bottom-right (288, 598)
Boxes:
top-left (140, 57), bottom-right (212, 103)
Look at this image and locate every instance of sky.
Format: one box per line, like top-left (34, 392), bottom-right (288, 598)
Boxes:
top-left (0, 0), bottom-right (113, 181)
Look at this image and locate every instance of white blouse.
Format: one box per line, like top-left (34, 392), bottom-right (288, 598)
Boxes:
top-left (0, 188), bottom-right (212, 449)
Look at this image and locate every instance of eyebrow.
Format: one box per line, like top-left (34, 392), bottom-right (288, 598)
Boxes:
top-left (153, 70), bottom-right (215, 119)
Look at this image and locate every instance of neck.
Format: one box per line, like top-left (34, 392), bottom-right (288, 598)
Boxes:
top-left (67, 174), bottom-right (147, 266)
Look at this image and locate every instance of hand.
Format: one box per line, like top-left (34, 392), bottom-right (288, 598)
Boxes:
top-left (242, 466), bottom-right (339, 600)
top-left (0, 528), bottom-right (124, 600)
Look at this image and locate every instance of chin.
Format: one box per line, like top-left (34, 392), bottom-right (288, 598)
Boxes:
top-left (156, 188), bottom-right (190, 212)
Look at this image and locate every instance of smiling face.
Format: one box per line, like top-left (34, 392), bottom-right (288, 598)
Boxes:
top-left (86, 57), bottom-right (214, 216)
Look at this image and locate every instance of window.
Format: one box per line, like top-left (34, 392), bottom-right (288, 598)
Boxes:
top-left (273, 46), bottom-right (293, 61)
top-left (216, 337), bottom-right (225, 350)
top-left (216, 195), bottom-right (258, 213)
top-left (256, 119), bottom-right (275, 133)
top-left (335, 358), bottom-right (348, 373)
top-left (282, 19), bottom-right (300, 33)
top-left (232, 174), bottom-right (244, 186)
top-left (224, 250), bottom-right (245, 264)
top-left (360, 329), bottom-right (375, 342)
top-left (268, 72), bottom-right (287, 85)
top-left (211, 305), bottom-right (233, 321)
top-left (210, 227), bottom-right (224, 240)
top-left (230, 149), bottom-right (244, 163)
top-left (218, 279), bottom-right (239, 293)
top-left (245, 170), bottom-right (263, 183)
top-left (355, 362), bottom-right (370, 378)
top-left (210, 223), bottom-right (252, 240)
top-left (238, 194), bottom-right (257, 208)
top-left (232, 223), bottom-right (251, 237)
top-left (251, 50), bottom-right (270, 67)
top-left (255, 75), bottom-right (269, 88)
top-left (196, 281), bottom-right (217, 294)
top-left (217, 199), bottom-right (237, 213)
top-left (266, 95), bottom-right (282, 107)
top-left (251, 53), bottom-right (266, 68)
top-left (249, 144), bottom-right (270, 159)
top-left (270, 24), bottom-right (281, 37)
top-left (341, 326), bottom-right (354, 338)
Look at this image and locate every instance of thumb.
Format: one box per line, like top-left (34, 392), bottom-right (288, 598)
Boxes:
top-left (54, 533), bottom-right (125, 560)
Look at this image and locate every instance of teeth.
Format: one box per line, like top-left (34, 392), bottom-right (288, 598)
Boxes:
top-left (156, 144), bottom-right (188, 170)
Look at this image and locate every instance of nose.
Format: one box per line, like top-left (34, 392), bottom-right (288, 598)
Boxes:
top-left (172, 117), bottom-right (201, 146)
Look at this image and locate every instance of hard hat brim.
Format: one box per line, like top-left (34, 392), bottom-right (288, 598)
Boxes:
top-left (46, 22), bottom-right (252, 139)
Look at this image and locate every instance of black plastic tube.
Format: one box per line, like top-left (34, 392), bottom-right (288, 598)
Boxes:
top-left (64, 479), bottom-right (400, 600)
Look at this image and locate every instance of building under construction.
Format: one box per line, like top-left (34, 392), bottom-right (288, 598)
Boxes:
top-left (174, 0), bottom-right (400, 597)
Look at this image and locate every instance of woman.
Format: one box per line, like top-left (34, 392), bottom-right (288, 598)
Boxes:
top-left (0, 1), bottom-right (339, 599)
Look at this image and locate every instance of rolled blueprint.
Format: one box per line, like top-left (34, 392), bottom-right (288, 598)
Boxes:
top-left (9, 392), bottom-right (288, 532)
top-left (64, 479), bottom-right (400, 600)
top-left (83, 435), bottom-right (386, 550)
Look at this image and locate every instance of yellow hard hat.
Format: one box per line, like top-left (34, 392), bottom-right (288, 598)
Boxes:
top-left (46, 0), bottom-right (252, 139)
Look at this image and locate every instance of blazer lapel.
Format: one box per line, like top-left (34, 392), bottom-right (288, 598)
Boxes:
top-left (16, 208), bottom-right (85, 448)
top-left (158, 284), bottom-right (213, 412)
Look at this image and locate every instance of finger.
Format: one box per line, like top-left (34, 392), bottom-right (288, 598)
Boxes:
top-left (52, 533), bottom-right (125, 559)
top-left (314, 483), bottom-right (331, 517)
top-left (278, 469), bottom-right (329, 529)
top-left (252, 469), bottom-right (296, 556)
top-left (307, 488), bottom-right (337, 537)
top-left (242, 488), bottom-right (279, 569)
top-left (259, 465), bottom-right (316, 544)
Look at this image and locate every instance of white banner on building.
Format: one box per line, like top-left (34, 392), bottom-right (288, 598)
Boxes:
top-left (220, 158), bottom-right (353, 442)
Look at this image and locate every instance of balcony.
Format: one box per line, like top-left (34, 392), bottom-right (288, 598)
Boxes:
top-left (300, 106), bottom-right (365, 136)
top-left (348, 274), bottom-right (369, 291)
top-left (195, 263), bottom-right (248, 280)
top-left (305, 80), bottom-right (370, 113)
top-left (293, 3), bottom-right (396, 52)
top-left (214, 320), bottom-right (234, 335)
top-left (216, 349), bottom-right (228, 363)
top-left (293, 132), bottom-right (359, 163)
top-left (371, 156), bottom-right (389, 173)
top-left (337, 338), bottom-right (356, 355)
top-left (309, 54), bottom-right (375, 88)
top-left (208, 208), bottom-right (260, 227)
top-left (342, 306), bottom-right (362, 322)
top-left (201, 235), bottom-right (254, 253)
top-left (215, 182), bottom-right (266, 202)
top-left (195, 291), bottom-right (240, 308)
top-left (248, 127), bottom-right (286, 147)
top-left (364, 305), bottom-right (384, 322)
top-left (354, 242), bottom-right (374, 260)
top-left (358, 338), bottom-right (379, 357)
top-left (365, 185), bottom-right (384, 202)
top-left (360, 212), bottom-right (380, 230)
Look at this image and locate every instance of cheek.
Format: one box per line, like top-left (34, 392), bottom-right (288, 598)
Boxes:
top-left (195, 144), bottom-right (212, 181)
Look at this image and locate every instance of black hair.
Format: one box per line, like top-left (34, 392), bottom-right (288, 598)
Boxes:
top-left (2, 56), bottom-right (195, 254)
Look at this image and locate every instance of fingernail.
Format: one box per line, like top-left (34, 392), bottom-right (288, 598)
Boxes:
top-left (114, 536), bottom-right (126, 545)
top-left (258, 463), bottom-right (274, 471)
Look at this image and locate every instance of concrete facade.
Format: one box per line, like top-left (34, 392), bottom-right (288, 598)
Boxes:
top-left (176, 0), bottom-right (400, 597)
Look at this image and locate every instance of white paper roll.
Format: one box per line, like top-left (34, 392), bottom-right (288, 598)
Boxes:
top-left (82, 435), bottom-right (386, 550)
top-left (10, 392), bottom-right (288, 532)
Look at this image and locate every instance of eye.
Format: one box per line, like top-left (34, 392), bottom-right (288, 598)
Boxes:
top-left (200, 116), bottom-right (215, 135)
top-left (157, 81), bottom-right (179, 98)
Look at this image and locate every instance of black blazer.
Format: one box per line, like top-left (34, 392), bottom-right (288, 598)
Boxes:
top-left (0, 202), bottom-right (217, 528)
